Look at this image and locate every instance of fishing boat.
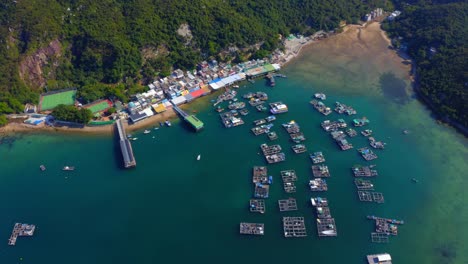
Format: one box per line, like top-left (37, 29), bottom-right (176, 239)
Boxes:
top-left (143, 130), bottom-right (151, 134)
top-left (127, 134), bottom-right (132, 138)
top-left (165, 120), bottom-right (172, 127)
top-left (411, 178), bottom-right (419, 183)
top-left (314, 93), bottom-right (326, 100)
top-left (39, 165), bottom-right (46, 171)
top-left (154, 127), bottom-right (159, 130)
top-left (197, 154), bottom-right (201, 161)
top-left (131, 137), bottom-right (138, 141)
top-left (62, 166), bottom-right (75, 171)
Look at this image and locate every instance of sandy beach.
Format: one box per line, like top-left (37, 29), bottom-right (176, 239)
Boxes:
top-left (0, 22), bottom-right (405, 136)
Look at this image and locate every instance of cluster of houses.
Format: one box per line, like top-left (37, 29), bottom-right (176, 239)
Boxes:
top-left (363, 8), bottom-right (401, 22)
top-left (126, 59), bottom-right (280, 123)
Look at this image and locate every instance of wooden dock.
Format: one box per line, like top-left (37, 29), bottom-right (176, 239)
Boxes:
top-left (316, 218), bottom-right (337, 237)
top-left (249, 199), bottom-right (265, 213)
top-left (283, 217), bottom-right (307, 237)
top-left (240, 222), bottom-right (264, 235)
top-left (278, 198), bottom-right (298, 212)
top-left (8, 223), bottom-right (36, 246)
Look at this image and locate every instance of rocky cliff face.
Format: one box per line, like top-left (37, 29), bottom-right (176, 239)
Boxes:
top-left (18, 39), bottom-right (62, 89)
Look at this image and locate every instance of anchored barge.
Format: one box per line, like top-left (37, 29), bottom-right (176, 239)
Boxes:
top-left (312, 165), bottom-right (331, 177)
top-left (283, 217), bottom-right (307, 237)
top-left (309, 178), bottom-right (328, 191)
top-left (317, 218), bottom-right (337, 237)
top-left (220, 111), bottom-right (244, 128)
top-left (292, 144), bottom-right (307, 154)
top-left (249, 199), bottom-right (265, 213)
top-left (281, 170), bottom-right (297, 193)
top-left (269, 102), bottom-right (288, 114)
top-left (8, 223), bottom-right (36, 246)
top-left (310, 152), bottom-right (326, 164)
top-left (358, 147), bottom-right (378, 161)
top-left (240, 222), bottom-right (264, 235)
top-left (367, 253), bottom-right (392, 264)
top-left (278, 198), bottom-right (298, 212)
top-left (335, 102), bottom-right (357, 115)
top-left (310, 100), bottom-right (332, 115)
top-left (352, 165), bottom-right (378, 177)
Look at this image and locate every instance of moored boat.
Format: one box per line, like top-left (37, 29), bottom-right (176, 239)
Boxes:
top-left (39, 165), bottom-right (46, 171)
top-left (62, 166), bottom-right (75, 171)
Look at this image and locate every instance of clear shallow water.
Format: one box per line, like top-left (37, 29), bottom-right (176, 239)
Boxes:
top-left (0, 39), bottom-right (467, 264)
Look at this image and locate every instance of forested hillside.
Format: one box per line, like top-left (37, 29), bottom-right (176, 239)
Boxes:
top-left (0, 0), bottom-right (392, 123)
top-left (384, 0), bottom-right (467, 129)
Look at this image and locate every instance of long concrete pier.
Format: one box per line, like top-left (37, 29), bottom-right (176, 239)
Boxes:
top-left (116, 119), bottom-right (136, 168)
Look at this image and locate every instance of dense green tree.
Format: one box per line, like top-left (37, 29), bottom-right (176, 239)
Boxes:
top-left (52, 104), bottom-right (93, 124)
top-left (0, 114), bottom-right (7, 126)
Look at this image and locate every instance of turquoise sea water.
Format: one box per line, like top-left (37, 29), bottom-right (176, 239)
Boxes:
top-left (1, 38), bottom-right (467, 263)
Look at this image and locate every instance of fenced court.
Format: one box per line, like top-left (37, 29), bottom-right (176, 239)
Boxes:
top-left (39, 89), bottom-right (77, 111)
top-left (84, 99), bottom-right (113, 113)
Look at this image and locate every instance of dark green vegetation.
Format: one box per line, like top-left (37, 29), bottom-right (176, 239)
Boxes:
top-left (52, 104), bottom-right (93, 124)
top-left (384, 0), bottom-right (468, 128)
top-left (0, 0), bottom-right (391, 124)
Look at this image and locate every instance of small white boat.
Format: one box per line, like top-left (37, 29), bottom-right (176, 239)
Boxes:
top-left (197, 155), bottom-right (201, 161)
top-left (144, 130), bottom-right (151, 134)
top-left (131, 137), bottom-right (138, 141)
top-left (321, 230), bottom-right (336, 235)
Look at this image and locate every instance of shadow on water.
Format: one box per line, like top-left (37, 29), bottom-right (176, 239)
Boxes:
top-left (0, 135), bottom-right (20, 150)
top-left (435, 242), bottom-right (458, 264)
top-left (379, 72), bottom-right (410, 104)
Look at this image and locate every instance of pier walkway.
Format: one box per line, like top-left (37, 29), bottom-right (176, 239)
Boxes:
top-left (116, 119), bottom-right (136, 168)
top-left (172, 104), bottom-right (204, 131)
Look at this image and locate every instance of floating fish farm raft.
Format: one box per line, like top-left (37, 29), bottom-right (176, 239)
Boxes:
top-left (316, 206), bottom-right (332, 219)
top-left (312, 165), bottom-right (331, 178)
top-left (334, 102), bottom-right (357, 115)
top-left (278, 198), bottom-right (298, 212)
top-left (346, 128), bottom-right (358, 137)
top-left (240, 223), bottom-right (264, 235)
top-left (310, 152), bottom-right (326, 164)
top-left (254, 183), bottom-right (270, 198)
top-left (252, 166), bottom-right (269, 184)
top-left (317, 218), bottom-right (337, 237)
top-left (260, 143), bottom-right (285, 164)
top-left (367, 216), bottom-right (404, 243)
top-left (267, 131), bottom-right (278, 140)
top-left (352, 165), bottom-right (378, 177)
top-left (281, 170), bottom-right (297, 193)
top-left (283, 217), bottom-right (307, 237)
top-left (292, 144), bottom-right (307, 154)
top-left (310, 100), bottom-right (332, 115)
top-left (8, 223), bottom-right (36, 246)
top-left (358, 147), bottom-right (378, 161)
top-left (358, 191), bottom-right (385, 203)
top-left (220, 111), bottom-right (244, 128)
top-left (249, 199), bottom-right (265, 214)
top-left (321, 119), bottom-right (347, 132)
top-left (361, 129), bottom-right (373, 137)
top-left (310, 197), bottom-right (328, 207)
top-left (355, 179), bottom-right (375, 190)
top-left (309, 178), bottom-right (328, 191)
top-left (254, 118), bottom-right (267, 126)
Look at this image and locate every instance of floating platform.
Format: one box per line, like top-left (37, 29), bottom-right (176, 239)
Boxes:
top-left (346, 128), bottom-right (358, 137)
top-left (267, 131), bottom-right (278, 141)
top-left (355, 179), bottom-right (375, 190)
top-left (253, 119), bottom-right (267, 126)
top-left (358, 147), bottom-right (378, 161)
top-left (310, 197), bottom-right (328, 207)
top-left (352, 165), bottom-right (378, 177)
top-left (249, 199), bottom-right (265, 214)
top-left (312, 165), bottom-right (331, 177)
top-left (367, 253), bottom-right (392, 264)
top-left (361, 129), bottom-right (373, 137)
top-left (316, 206), bottom-right (332, 219)
top-left (220, 111), bottom-right (244, 128)
top-left (310, 152), bottom-right (326, 164)
top-left (282, 120), bottom-right (300, 134)
top-left (278, 198), bottom-right (298, 212)
top-left (8, 223), bottom-right (36, 246)
top-left (281, 170), bottom-right (297, 193)
top-left (371, 232), bottom-right (389, 243)
top-left (310, 100), bottom-right (332, 115)
top-left (292, 144), bottom-right (307, 154)
top-left (358, 191), bottom-right (385, 203)
top-left (253, 166), bottom-right (268, 184)
top-left (240, 223), bottom-right (264, 235)
top-left (317, 218), bottom-right (337, 237)
top-left (254, 183), bottom-right (270, 198)
top-left (283, 217), bottom-right (307, 237)
top-left (309, 179), bottom-right (328, 191)
top-left (265, 153), bottom-right (286, 164)
top-left (321, 119), bottom-right (347, 132)
top-left (290, 132), bottom-right (306, 143)
top-left (172, 104), bottom-right (204, 131)
top-left (334, 102), bottom-right (357, 115)
top-left (260, 143), bottom-right (282, 155)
